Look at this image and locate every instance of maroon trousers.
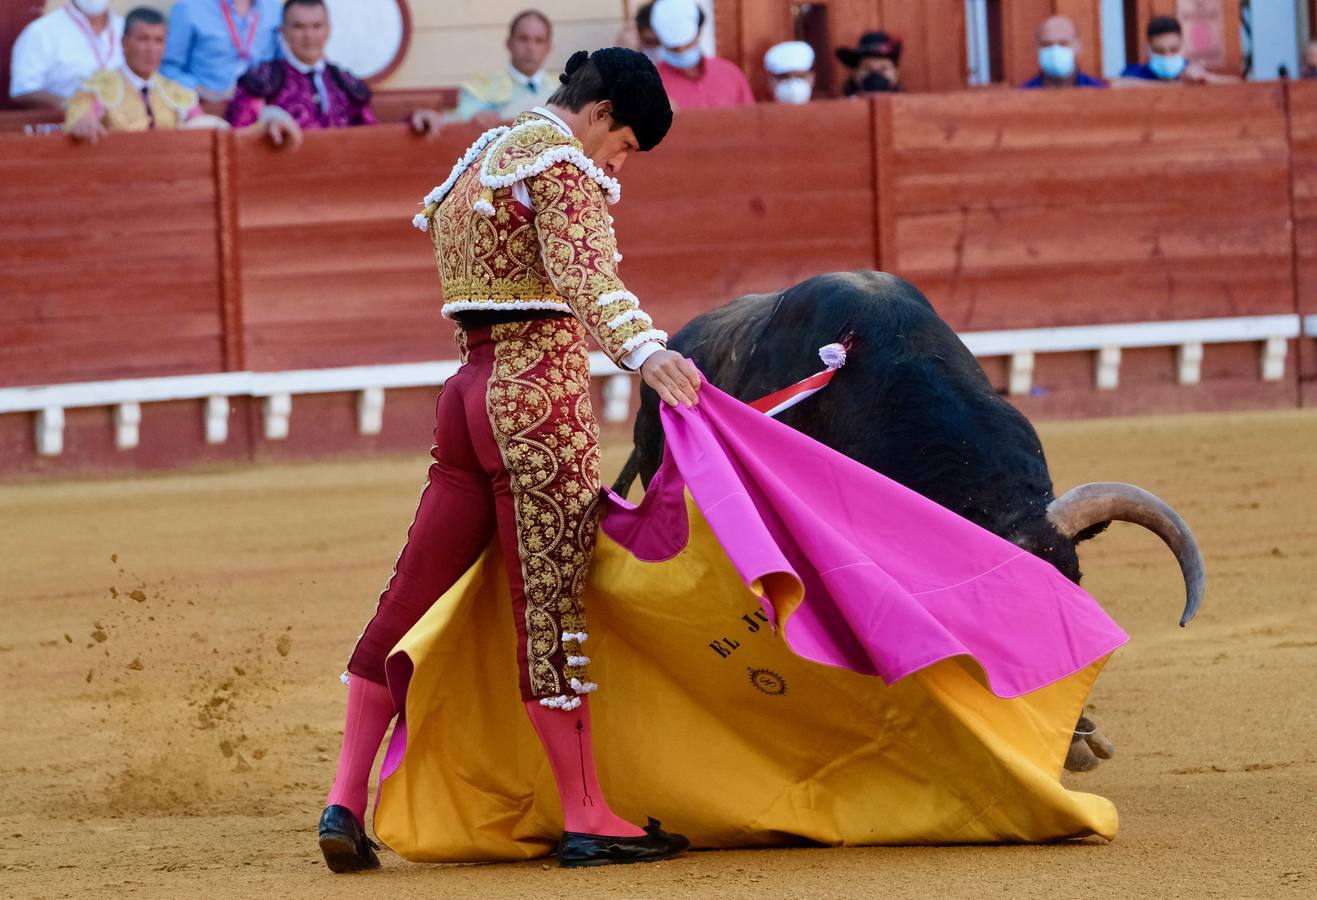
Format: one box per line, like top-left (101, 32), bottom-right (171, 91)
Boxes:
top-left (347, 317), bottom-right (600, 704)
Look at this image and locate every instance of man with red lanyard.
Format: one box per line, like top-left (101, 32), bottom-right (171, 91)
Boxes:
top-left (10, 0), bottom-right (124, 109)
top-left (161, 0), bottom-right (282, 102)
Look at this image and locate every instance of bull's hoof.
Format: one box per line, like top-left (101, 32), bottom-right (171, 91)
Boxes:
top-left (1064, 716), bottom-right (1115, 773)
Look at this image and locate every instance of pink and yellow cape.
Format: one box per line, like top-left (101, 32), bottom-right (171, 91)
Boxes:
top-left (373, 384), bottom-right (1128, 861)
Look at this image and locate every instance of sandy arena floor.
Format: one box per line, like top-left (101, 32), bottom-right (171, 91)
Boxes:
top-left (1, 409), bottom-right (1315, 899)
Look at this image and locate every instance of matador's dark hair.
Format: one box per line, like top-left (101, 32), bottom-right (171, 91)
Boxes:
top-left (548, 47), bottom-right (673, 151)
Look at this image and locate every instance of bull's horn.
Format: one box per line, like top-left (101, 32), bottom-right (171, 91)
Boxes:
top-left (1047, 482), bottom-right (1206, 627)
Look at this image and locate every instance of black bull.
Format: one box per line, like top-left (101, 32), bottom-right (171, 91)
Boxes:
top-left (613, 272), bottom-right (1206, 770)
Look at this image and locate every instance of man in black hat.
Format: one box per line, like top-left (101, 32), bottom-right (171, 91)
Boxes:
top-left (317, 46), bottom-right (698, 874)
top-left (837, 30), bottom-right (903, 95)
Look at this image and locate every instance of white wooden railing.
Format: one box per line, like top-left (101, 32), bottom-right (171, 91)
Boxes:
top-left (0, 314), bottom-right (1309, 457)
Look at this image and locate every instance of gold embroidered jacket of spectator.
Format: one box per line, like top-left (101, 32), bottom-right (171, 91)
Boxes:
top-left (64, 67), bottom-right (200, 132)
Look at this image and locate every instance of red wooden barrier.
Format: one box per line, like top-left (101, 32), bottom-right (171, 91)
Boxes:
top-left (874, 84), bottom-right (1299, 416)
top-left (1, 87), bottom-right (1311, 476)
top-left (616, 101), bottom-right (877, 329)
top-left (0, 129), bottom-right (226, 387)
top-left (232, 124), bottom-right (476, 370)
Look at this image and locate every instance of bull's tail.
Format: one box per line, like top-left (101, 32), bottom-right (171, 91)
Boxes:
top-left (610, 445), bottom-right (642, 498)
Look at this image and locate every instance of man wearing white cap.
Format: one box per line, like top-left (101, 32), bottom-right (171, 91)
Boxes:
top-left (764, 40), bottom-right (815, 104)
top-left (650, 0), bottom-right (752, 109)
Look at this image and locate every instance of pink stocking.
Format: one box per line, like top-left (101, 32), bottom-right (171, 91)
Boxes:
top-left (326, 675), bottom-right (396, 825)
top-left (524, 698), bottom-right (645, 837)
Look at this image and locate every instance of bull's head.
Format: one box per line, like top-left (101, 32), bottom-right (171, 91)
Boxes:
top-left (1039, 482), bottom-right (1206, 627)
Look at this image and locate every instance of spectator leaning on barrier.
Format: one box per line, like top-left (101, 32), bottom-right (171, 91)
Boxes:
top-left (1302, 39), bottom-right (1317, 79)
top-left (225, 0), bottom-right (442, 150)
top-left (837, 31), bottom-right (902, 95)
top-left (1022, 15), bottom-right (1106, 88)
top-left (10, 0), bottom-right (125, 109)
top-left (1116, 16), bottom-right (1238, 86)
top-left (64, 7), bottom-right (227, 143)
top-left (764, 41), bottom-right (815, 104)
top-left (161, 0), bottom-right (282, 103)
top-left (650, 0), bottom-right (753, 109)
top-left (447, 10), bottom-right (556, 126)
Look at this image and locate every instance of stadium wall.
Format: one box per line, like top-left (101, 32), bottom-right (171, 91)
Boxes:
top-left (1, 84), bottom-right (1314, 478)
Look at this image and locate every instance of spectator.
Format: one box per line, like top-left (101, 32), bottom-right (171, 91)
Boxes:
top-left (650, 0), bottom-right (753, 109)
top-left (616, 2), bottom-right (661, 64)
top-left (10, 0), bottom-right (125, 109)
top-left (225, 0), bottom-right (442, 149)
top-left (1116, 16), bottom-right (1238, 86)
top-left (764, 41), bottom-right (815, 105)
top-left (161, 0), bottom-right (282, 103)
top-left (447, 10), bottom-right (555, 126)
top-left (64, 7), bottom-right (225, 143)
top-left (1022, 15), bottom-right (1105, 88)
top-left (1302, 39), bottom-right (1317, 80)
top-left (836, 31), bottom-right (902, 95)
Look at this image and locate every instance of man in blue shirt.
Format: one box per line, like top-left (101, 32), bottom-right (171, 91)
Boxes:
top-left (161, 0), bottom-right (282, 101)
top-left (1116, 15), bottom-right (1237, 86)
top-left (1021, 15), bottom-right (1106, 89)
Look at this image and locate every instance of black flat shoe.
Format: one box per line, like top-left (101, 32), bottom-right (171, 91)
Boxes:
top-left (318, 804), bottom-right (381, 873)
top-left (557, 817), bottom-right (689, 868)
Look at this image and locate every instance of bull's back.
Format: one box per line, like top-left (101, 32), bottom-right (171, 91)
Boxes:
top-left (665, 271), bottom-right (1056, 532)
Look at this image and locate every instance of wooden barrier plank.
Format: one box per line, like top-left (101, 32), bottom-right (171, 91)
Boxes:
top-left (0, 129), bottom-right (226, 387)
top-left (617, 101), bottom-right (876, 316)
top-left (883, 84), bottom-right (1296, 330)
top-left (233, 124), bottom-right (476, 370)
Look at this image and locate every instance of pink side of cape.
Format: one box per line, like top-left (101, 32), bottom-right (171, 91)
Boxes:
top-left (601, 383), bottom-right (1128, 699)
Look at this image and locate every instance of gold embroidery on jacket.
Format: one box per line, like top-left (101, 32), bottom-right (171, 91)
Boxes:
top-left (487, 318), bottom-right (600, 697)
top-left (433, 113), bottom-right (662, 365)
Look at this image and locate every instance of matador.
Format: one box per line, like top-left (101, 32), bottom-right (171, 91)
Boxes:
top-left (318, 47), bottom-right (702, 872)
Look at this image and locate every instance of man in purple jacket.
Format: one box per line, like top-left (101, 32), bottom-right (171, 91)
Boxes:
top-left (225, 0), bottom-right (441, 148)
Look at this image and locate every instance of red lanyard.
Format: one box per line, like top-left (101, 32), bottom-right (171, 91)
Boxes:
top-left (219, 0), bottom-right (260, 61)
top-left (65, 6), bottom-right (112, 70)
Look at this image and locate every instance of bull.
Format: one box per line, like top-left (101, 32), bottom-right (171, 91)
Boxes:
top-left (614, 271), bottom-right (1206, 772)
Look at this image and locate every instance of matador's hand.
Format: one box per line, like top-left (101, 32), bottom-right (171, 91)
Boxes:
top-left (641, 350), bottom-right (702, 407)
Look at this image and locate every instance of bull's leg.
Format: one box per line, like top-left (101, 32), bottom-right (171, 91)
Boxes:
top-left (1064, 715), bottom-right (1116, 772)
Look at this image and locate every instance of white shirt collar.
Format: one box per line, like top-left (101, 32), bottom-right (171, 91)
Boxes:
top-left (531, 105), bottom-right (573, 138)
top-left (281, 37), bottom-right (325, 74)
top-left (508, 64), bottom-right (545, 90)
top-left (121, 65), bottom-right (155, 91)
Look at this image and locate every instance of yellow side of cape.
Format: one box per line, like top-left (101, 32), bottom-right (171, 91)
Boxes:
top-left (373, 500), bottom-right (1117, 862)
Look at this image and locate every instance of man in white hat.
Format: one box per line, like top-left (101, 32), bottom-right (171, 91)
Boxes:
top-left (649, 0), bottom-right (752, 109)
top-left (764, 40), bottom-right (815, 104)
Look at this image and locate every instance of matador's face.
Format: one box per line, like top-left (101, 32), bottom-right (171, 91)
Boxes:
top-left (579, 102), bottom-right (641, 177)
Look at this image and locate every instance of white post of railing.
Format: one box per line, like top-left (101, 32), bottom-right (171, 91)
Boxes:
top-left (36, 406), bottom-right (64, 456)
top-left (205, 395), bottom-right (229, 445)
top-left (263, 393), bottom-right (292, 440)
top-left (1008, 351), bottom-right (1035, 396)
top-left (1260, 336), bottom-right (1287, 382)
top-left (603, 374), bottom-right (633, 423)
top-left (1096, 345), bottom-right (1122, 390)
top-left (114, 402), bottom-right (141, 450)
top-left (358, 387), bottom-right (385, 435)
top-left (1177, 342), bottom-right (1204, 386)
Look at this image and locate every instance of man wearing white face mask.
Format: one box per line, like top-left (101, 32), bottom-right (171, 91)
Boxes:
top-left (1021, 16), bottom-right (1105, 89)
top-left (10, 0), bottom-right (125, 109)
top-left (650, 0), bottom-right (752, 110)
top-left (764, 41), bottom-right (815, 104)
top-left (1116, 15), bottom-right (1237, 87)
